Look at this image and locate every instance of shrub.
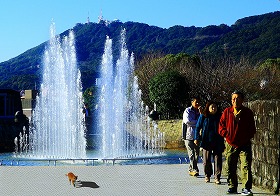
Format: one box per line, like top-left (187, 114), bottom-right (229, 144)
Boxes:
top-left (148, 70), bottom-right (188, 119)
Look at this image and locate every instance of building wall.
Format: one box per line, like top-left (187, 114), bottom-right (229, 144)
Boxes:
top-left (247, 100), bottom-right (280, 192)
top-left (21, 90), bottom-right (37, 118)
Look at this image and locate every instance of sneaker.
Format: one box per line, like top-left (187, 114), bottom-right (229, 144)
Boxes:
top-left (205, 177), bottom-right (210, 183)
top-left (227, 187), bottom-right (238, 194)
top-left (215, 179), bottom-right (221, 184)
top-left (189, 171), bottom-right (199, 176)
top-left (241, 188), bottom-right (253, 195)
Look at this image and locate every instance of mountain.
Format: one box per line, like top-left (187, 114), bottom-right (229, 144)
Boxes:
top-left (0, 11), bottom-right (280, 90)
top-left (206, 11), bottom-right (280, 62)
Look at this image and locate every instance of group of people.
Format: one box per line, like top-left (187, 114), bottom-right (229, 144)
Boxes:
top-left (182, 91), bottom-right (256, 196)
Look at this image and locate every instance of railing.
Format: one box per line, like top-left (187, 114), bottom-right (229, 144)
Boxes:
top-left (102, 157), bottom-right (188, 165)
top-left (0, 158), bottom-right (99, 166)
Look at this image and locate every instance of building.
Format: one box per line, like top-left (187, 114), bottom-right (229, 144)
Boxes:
top-left (20, 90), bottom-right (37, 118)
top-left (0, 89), bottom-right (25, 152)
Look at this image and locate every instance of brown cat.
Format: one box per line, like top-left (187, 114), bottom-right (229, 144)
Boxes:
top-left (66, 172), bottom-right (78, 187)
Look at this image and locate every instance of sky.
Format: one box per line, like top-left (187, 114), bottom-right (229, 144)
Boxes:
top-left (0, 0), bottom-right (279, 63)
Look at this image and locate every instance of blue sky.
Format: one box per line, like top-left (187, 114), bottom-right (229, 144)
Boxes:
top-left (0, 0), bottom-right (279, 63)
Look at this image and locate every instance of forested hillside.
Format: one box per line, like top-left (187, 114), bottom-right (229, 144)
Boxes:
top-left (0, 11), bottom-right (279, 90)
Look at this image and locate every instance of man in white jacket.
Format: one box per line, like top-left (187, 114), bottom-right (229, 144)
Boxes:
top-left (182, 97), bottom-right (202, 176)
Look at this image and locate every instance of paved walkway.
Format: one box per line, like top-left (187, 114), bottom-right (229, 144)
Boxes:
top-left (0, 163), bottom-right (276, 196)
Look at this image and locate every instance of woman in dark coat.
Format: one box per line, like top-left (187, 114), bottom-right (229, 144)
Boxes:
top-left (194, 101), bottom-right (225, 184)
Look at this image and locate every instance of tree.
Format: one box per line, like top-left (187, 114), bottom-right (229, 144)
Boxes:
top-left (83, 86), bottom-right (97, 111)
top-left (148, 70), bottom-right (188, 119)
top-left (135, 52), bottom-right (201, 109)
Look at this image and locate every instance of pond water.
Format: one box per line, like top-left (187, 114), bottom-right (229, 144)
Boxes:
top-left (0, 149), bottom-right (189, 166)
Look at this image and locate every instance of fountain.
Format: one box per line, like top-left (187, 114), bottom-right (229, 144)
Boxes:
top-left (97, 29), bottom-right (165, 159)
top-left (16, 22), bottom-right (87, 159)
top-left (13, 24), bottom-right (165, 161)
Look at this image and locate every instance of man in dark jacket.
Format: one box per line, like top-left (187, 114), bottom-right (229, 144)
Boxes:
top-left (219, 91), bottom-right (256, 195)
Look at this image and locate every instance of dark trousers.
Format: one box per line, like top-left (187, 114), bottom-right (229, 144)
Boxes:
top-left (203, 148), bottom-right (222, 180)
top-left (225, 142), bottom-right (253, 189)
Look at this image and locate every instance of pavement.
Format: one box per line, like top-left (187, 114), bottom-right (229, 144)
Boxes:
top-left (0, 163), bottom-right (276, 196)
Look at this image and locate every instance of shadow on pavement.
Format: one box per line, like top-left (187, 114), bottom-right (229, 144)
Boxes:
top-left (75, 181), bottom-right (99, 188)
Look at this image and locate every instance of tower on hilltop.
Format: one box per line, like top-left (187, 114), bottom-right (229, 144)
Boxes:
top-left (87, 12), bottom-right (90, 24)
top-left (98, 9), bottom-right (104, 23)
